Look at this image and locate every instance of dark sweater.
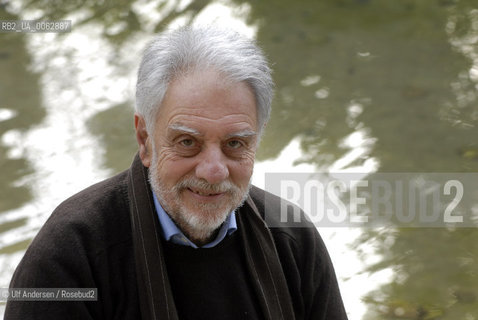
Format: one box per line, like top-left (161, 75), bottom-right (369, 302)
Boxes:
top-left (162, 233), bottom-right (264, 319)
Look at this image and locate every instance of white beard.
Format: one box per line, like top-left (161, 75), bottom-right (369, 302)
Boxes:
top-left (148, 148), bottom-right (250, 244)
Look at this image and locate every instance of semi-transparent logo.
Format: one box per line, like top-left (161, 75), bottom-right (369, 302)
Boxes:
top-left (264, 173), bottom-right (478, 228)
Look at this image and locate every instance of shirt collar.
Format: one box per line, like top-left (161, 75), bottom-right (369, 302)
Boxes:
top-left (152, 192), bottom-right (237, 249)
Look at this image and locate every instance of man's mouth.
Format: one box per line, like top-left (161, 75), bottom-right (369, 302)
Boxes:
top-left (187, 187), bottom-right (223, 197)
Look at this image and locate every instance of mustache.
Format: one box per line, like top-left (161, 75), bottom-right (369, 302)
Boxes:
top-left (173, 177), bottom-right (239, 194)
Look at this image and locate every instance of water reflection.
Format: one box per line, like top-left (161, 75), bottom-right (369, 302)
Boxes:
top-left (0, 15), bottom-right (42, 214)
top-left (87, 102), bottom-right (137, 173)
top-left (0, 6), bottom-right (42, 278)
top-left (245, 0), bottom-right (478, 173)
top-left (243, 4), bottom-right (478, 317)
top-left (1, 0), bottom-right (478, 319)
top-left (232, 1), bottom-right (478, 318)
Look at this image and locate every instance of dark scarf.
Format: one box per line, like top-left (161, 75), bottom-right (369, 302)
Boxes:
top-left (126, 154), bottom-right (296, 320)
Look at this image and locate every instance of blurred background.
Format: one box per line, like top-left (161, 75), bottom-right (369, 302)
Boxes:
top-left (1, 0), bottom-right (478, 318)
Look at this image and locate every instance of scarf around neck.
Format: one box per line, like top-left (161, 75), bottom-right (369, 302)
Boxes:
top-left (127, 154), bottom-right (296, 320)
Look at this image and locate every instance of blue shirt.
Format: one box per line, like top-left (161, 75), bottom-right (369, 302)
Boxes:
top-left (152, 193), bottom-right (237, 248)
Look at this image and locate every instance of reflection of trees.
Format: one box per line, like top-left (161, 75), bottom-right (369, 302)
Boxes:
top-left (235, 0), bottom-right (478, 319)
top-left (87, 103), bottom-right (137, 173)
top-left (0, 7), bottom-right (44, 213)
top-left (243, 0), bottom-right (478, 172)
top-left (358, 228), bottom-right (478, 319)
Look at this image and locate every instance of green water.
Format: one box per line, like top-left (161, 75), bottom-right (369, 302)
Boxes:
top-left (1, 0), bottom-right (478, 319)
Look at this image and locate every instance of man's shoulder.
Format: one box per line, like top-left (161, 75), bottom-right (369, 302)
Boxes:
top-left (248, 185), bottom-right (315, 230)
top-left (55, 169), bottom-right (130, 217)
top-left (7, 169), bottom-right (138, 315)
top-left (34, 169), bottom-right (133, 255)
top-left (248, 185), bottom-right (321, 246)
top-left (247, 186), bottom-right (335, 296)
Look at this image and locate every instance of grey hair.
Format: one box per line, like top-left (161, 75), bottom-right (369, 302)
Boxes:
top-left (135, 26), bottom-right (274, 135)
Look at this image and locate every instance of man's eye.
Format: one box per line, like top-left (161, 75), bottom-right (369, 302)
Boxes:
top-left (227, 140), bottom-right (243, 149)
top-left (179, 139), bottom-right (195, 147)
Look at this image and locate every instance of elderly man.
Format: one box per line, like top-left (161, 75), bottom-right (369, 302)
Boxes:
top-left (5, 27), bottom-right (348, 319)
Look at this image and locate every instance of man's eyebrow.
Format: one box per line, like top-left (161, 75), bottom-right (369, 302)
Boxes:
top-left (167, 124), bottom-right (257, 139)
top-left (226, 130), bottom-right (257, 139)
top-left (167, 123), bottom-right (201, 136)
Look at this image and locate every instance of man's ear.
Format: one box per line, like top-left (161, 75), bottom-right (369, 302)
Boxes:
top-left (134, 114), bottom-right (152, 167)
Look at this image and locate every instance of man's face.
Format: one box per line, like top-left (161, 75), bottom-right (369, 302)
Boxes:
top-left (145, 69), bottom-right (258, 243)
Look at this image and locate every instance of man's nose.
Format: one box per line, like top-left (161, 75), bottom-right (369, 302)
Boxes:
top-left (195, 146), bottom-right (229, 184)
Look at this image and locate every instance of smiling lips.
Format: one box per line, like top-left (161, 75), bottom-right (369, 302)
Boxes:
top-left (187, 187), bottom-right (225, 198)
